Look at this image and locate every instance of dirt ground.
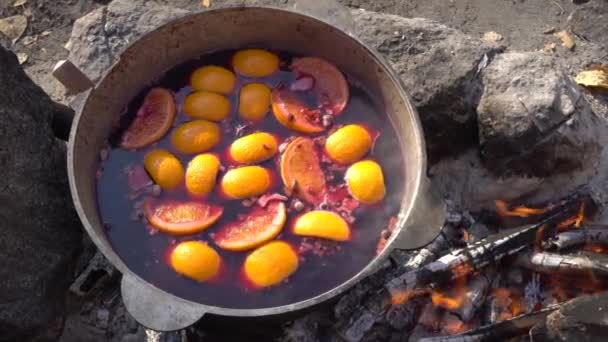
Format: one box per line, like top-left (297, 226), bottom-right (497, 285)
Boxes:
top-left (0, 0), bottom-right (600, 104)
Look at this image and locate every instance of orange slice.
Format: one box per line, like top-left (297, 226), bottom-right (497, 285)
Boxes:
top-left (271, 89), bottom-right (325, 134)
top-left (243, 241), bottom-right (298, 288)
top-left (170, 241), bottom-right (221, 282)
top-left (233, 49), bottom-right (279, 78)
top-left (293, 210), bottom-right (351, 241)
top-left (345, 160), bottom-right (386, 205)
top-left (144, 199), bottom-right (223, 235)
top-left (280, 137), bottom-right (326, 203)
top-left (121, 88), bottom-right (175, 149)
top-left (325, 124), bottom-right (372, 164)
top-left (229, 132), bottom-right (278, 164)
top-left (291, 57), bottom-right (349, 116)
top-left (213, 201), bottom-right (287, 251)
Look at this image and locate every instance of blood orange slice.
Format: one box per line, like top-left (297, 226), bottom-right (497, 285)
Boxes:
top-left (280, 137), bottom-right (326, 204)
top-left (144, 199), bottom-right (223, 235)
top-left (121, 88), bottom-right (176, 149)
top-left (271, 89), bottom-right (325, 134)
top-left (213, 201), bottom-right (286, 251)
top-left (291, 57), bottom-right (349, 116)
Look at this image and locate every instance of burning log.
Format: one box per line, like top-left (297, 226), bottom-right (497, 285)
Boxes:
top-left (514, 251), bottom-right (608, 277)
top-left (387, 210), bottom-right (569, 296)
top-left (545, 227), bottom-right (608, 250)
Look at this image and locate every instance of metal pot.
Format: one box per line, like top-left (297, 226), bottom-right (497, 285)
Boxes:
top-left (58, 5), bottom-right (445, 332)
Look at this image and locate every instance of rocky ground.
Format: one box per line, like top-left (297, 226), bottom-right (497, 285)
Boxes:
top-left (1, 0), bottom-right (607, 341)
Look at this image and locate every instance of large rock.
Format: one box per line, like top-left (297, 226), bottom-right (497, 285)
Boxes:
top-left (477, 51), bottom-right (603, 176)
top-left (0, 46), bottom-right (81, 341)
top-left (68, 0), bottom-right (189, 83)
top-left (352, 10), bottom-right (503, 162)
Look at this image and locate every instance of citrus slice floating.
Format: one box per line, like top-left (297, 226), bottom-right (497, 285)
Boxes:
top-left (271, 89), bottom-right (325, 134)
top-left (170, 241), bottom-right (221, 282)
top-left (239, 83), bottom-right (271, 122)
top-left (243, 241), bottom-right (298, 288)
top-left (214, 201), bottom-right (287, 251)
top-left (220, 166), bottom-right (272, 199)
top-left (171, 120), bottom-right (221, 155)
top-left (345, 160), bottom-right (386, 205)
top-left (325, 124), bottom-right (372, 164)
top-left (185, 154), bottom-right (220, 197)
top-left (144, 199), bottom-right (223, 235)
top-left (121, 88), bottom-right (176, 149)
top-left (280, 137), bottom-right (326, 204)
top-left (229, 132), bottom-right (278, 164)
top-left (233, 49), bottom-right (279, 78)
top-left (144, 149), bottom-right (184, 190)
top-left (291, 57), bottom-right (349, 116)
top-left (190, 65), bottom-right (236, 94)
top-left (293, 210), bottom-right (351, 241)
top-left (183, 91), bottom-right (231, 122)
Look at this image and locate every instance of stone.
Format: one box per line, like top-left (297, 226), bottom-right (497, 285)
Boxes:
top-left (477, 51), bottom-right (602, 176)
top-left (68, 0), bottom-right (189, 83)
top-left (352, 9), bottom-right (503, 162)
top-left (0, 46), bottom-right (81, 341)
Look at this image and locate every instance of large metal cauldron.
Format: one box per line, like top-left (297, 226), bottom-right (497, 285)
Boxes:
top-left (59, 5), bottom-right (445, 332)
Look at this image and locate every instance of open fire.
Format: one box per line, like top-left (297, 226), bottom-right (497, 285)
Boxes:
top-left (380, 189), bottom-right (607, 341)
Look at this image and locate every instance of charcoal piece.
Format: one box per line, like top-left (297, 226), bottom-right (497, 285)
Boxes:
top-left (0, 45), bottom-right (81, 341)
top-left (458, 275), bottom-right (491, 322)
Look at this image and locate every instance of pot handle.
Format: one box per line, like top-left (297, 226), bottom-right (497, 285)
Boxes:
top-left (292, 0), bottom-right (355, 36)
top-left (390, 177), bottom-right (446, 250)
top-left (121, 274), bottom-right (207, 331)
top-left (51, 60), bottom-right (95, 140)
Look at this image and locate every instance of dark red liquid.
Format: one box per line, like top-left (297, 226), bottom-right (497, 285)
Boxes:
top-left (97, 50), bottom-right (405, 309)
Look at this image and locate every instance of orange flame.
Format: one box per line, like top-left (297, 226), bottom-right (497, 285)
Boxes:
top-left (495, 200), bottom-right (548, 218)
top-left (443, 315), bottom-right (467, 334)
top-left (558, 202), bottom-right (586, 231)
top-left (584, 244), bottom-right (607, 253)
top-left (492, 288), bottom-right (525, 321)
top-left (535, 224), bottom-right (546, 251)
top-left (431, 292), bottom-right (463, 309)
top-left (390, 289), bottom-right (427, 305)
top-left (462, 230), bottom-right (470, 242)
top-left (452, 262), bottom-right (475, 279)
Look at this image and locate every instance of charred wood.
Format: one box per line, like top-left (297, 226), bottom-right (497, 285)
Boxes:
top-left (545, 228), bottom-right (608, 250)
top-left (458, 275), bottom-right (492, 321)
top-left (417, 306), bottom-right (557, 342)
top-left (387, 210), bottom-right (569, 296)
top-left (514, 251), bottom-right (608, 277)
